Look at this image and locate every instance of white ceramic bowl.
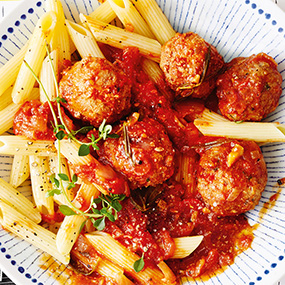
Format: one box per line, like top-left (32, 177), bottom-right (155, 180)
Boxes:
top-left (0, 0), bottom-right (284, 284)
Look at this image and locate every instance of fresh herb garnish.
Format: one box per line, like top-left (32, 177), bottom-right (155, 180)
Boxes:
top-left (24, 43), bottom-right (124, 229)
top-left (78, 119), bottom-right (119, 156)
top-left (133, 252), bottom-right (145, 273)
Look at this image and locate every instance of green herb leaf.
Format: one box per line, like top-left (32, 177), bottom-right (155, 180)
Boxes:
top-left (78, 144), bottom-right (90, 156)
top-left (133, 254), bottom-right (145, 273)
top-left (93, 217), bottom-right (106, 231)
top-left (54, 178), bottom-right (60, 188)
top-left (111, 200), bottom-right (122, 212)
top-left (72, 174), bottom-right (78, 183)
top-left (73, 126), bottom-right (94, 135)
top-left (107, 133), bottom-right (120, 139)
top-left (55, 97), bottom-right (67, 104)
top-left (59, 205), bottom-right (77, 216)
top-left (67, 182), bottom-right (76, 190)
top-left (58, 173), bottom-right (69, 181)
top-left (55, 130), bottom-right (66, 140)
top-left (46, 189), bottom-right (61, 197)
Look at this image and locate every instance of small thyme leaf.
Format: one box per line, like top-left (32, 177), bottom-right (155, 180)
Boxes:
top-left (54, 178), bottom-right (60, 188)
top-left (73, 125), bottom-right (94, 135)
top-left (93, 217), bottom-right (106, 231)
top-left (234, 120), bottom-right (244, 124)
top-left (46, 189), bottom-right (61, 197)
top-left (78, 144), bottom-right (90, 156)
top-left (55, 97), bottom-right (67, 104)
top-left (72, 174), bottom-right (78, 183)
top-left (107, 133), bottom-right (120, 139)
top-left (133, 253), bottom-right (145, 273)
top-left (58, 173), bottom-right (69, 181)
top-left (59, 205), bottom-right (77, 216)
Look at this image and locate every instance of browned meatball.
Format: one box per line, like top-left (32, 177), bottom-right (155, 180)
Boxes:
top-left (160, 32), bottom-right (224, 99)
top-left (196, 140), bottom-right (267, 216)
top-left (59, 57), bottom-right (132, 127)
top-left (217, 53), bottom-right (282, 121)
top-left (98, 116), bottom-right (175, 189)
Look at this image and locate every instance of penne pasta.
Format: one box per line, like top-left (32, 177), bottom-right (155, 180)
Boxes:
top-left (0, 86), bottom-right (13, 111)
top-left (56, 182), bottom-right (100, 255)
top-left (130, 0), bottom-right (176, 45)
top-left (12, 11), bottom-right (57, 104)
top-left (199, 108), bottom-right (229, 122)
top-left (88, 1), bottom-right (116, 23)
top-left (81, 14), bottom-right (161, 63)
top-left (194, 119), bottom-right (285, 143)
top-left (48, 156), bottom-right (76, 205)
top-left (107, 0), bottom-right (171, 100)
top-left (174, 151), bottom-right (199, 197)
top-left (0, 200), bottom-right (69, 264)
top-left (0, 178), bottom-right (41, 224)
top-left (40, 49), bottom-right (59, 102)
top-left (96, 258), bottom-right (134, 285)
top-left (107, 0), bottom-right (155, 38)
top-left (0, 87), bottom-right (39, 136)
top-left (85, 231), bottom-right (175, 285)
top-left (0, 42), bottom-right (29, 97)
top-left (65, 20), bottom-right (105, 58)
top-left (171, 236), bottom-right (204, 259)
top-left (56, 215), bottom-right (86, 256)
top-left (0, 136), bottom-right (56, 156)
top-left (46, 0), bottom-right (71, 67)
top-left (10, 154), bottom-right (30, 188)
top-left (57, 139), bottom-right (110, 195)
top-left (29, 155), bottom-right (54, 216)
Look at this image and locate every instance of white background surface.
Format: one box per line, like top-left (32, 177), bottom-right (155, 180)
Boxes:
top-left (0, 0), bottom-right (284, 284)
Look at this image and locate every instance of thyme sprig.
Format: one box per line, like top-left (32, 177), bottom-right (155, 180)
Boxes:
top-left (23, 45), bottom-right (124, 230)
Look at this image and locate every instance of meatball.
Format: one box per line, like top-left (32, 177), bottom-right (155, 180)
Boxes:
top-left (196, 140), bottom-right (267, 216)
top-left (217, 53), bottom-right (282, 121)
top-left (160, 32), bottom-right (224, 99)
top-left (98, 116), bottom-right (175, 189)
top-left (59, 57), bottom-right (132, 127)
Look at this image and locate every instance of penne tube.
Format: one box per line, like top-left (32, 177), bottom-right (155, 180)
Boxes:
top-left (88, 1), bottom-right (116, 23)
top-left (0, 87), bottom-right (39, 135)
top-left (10, 154), bottom-right (30, 188)
top-left (40, 49), bottom-right (59, 102)
top-left (56, 182), bottom-right (100, 255)
top-left (0, 178), bottom-right (41, 224)
top-left (130, 0), bottom-right (176, 45)
top-left (65, 20), bottom-right (105, 58)
top-left (0, 86), bottom-right (13, 111)
top-left (12, 11), bottom-right (57, 104)
top-left (85, 231), bottom-right (175, 285)
top-left (174, 151), bottom-right (199, 197)
top-left (72, 182), bottom-right (101, 210)
top-left (157, 261), bottom-right (176, 284)
top-left (29, 155), bottom-right (54, 216)
top-left (107, 0), bottom-right (155, 38)
top-left (96, 258), bottom-right (134, 285)
top-left (57, 139), bottom-right (93, 165)
top-left (56, 215), bottom-right (86, 256)
top-left (46, 0), bottom-right (71, 67)
top-left (0, 136), bottom-right (57, 156)
top-left (106, 0), bottom-right (172, 100)
top-left (81, 14), bottom-right (161, 63)
top-left (199, 108), bottom-right (228, 122)
top-left (194, 119), bottom-right (285, 143)
top-left (0, 42), bottom-right (29, 97)
top-left (0, 200), bottom-right (69, 264)
top-left (171, 236), bottom-right (204, 259)
top-left (58, 139), bottom-right (129, 195)
top-left (48, 156), bottom-right (76, 205)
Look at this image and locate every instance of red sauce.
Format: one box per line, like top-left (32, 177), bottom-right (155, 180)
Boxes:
top-left (72, 162), bottom-right (130, 196)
